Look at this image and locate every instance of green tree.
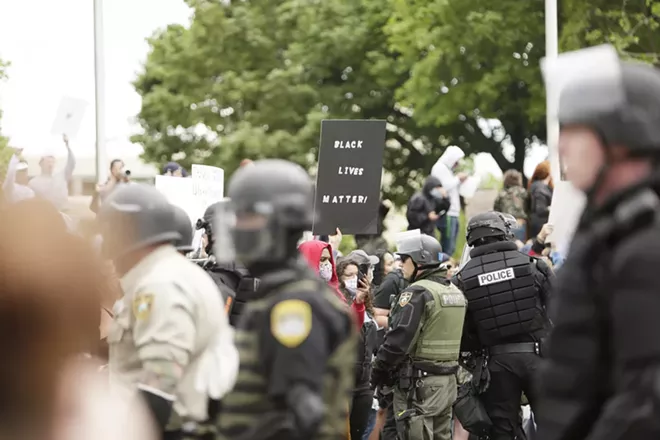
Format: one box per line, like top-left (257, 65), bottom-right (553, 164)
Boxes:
top-left (133, 0), bottom-right (519, 206)
top-left (561, 0), bottom-right (660, 63)
top-left (385, 0), bottom-right (547, 174)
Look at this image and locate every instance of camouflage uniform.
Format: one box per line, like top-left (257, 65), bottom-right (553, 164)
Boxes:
top-left (493, 186), bottom-right (528, 220)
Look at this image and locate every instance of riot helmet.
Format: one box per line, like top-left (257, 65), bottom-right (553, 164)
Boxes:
top-left (500, 213), bottom-right (518, 240)
top-left (172, 205), bottom-right (194, 254)
top-left (197, 201), bottom-right (221, 255)
top-left (395, 230), bottom-right (443, 281)
top-left (97, 183), bottom-right (181, 259)
top-left (213, 159), bottom-right (315, 271)
top-left (466, 211), bottom-right (509, 247)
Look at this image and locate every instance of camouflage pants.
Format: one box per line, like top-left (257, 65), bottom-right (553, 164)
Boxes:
top-left (393, 375), bottom-right (457, 440)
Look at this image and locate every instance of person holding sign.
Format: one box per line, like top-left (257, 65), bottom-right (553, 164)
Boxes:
top-left (536, 47), bottom-right (660, 440)
top-left (28, 134), bottom-right (76, 211)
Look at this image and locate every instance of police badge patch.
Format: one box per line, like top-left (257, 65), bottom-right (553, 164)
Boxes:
top-left (398, 291), bottom-right (413, 307)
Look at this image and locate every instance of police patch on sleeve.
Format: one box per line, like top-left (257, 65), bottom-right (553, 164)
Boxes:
top-left (398, 291), bottom-right (413, 307)
top-left (133, 293), bottom-right (154, 321)
top-left (270, 300), bottom-right (312, 348)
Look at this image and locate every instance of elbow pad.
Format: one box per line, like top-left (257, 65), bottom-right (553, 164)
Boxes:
top-left (286, 384), bottom-right (325, 439)
top-left (138, 385), bottom-right (175, 432)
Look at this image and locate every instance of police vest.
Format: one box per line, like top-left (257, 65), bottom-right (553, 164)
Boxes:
top-left (217, 279), bottom-right (357, 439)
top-left (408, 279), bottom-right (467, 363)
top-left (206, 262), bottom-right (260, 326)
top-left (460, 248), bottom-right (541, 346)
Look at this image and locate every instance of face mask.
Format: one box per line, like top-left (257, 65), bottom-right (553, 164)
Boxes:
top-left (319, 261), bottom-right (333, 281)
top-left (430, 188), bottom-right (444, 198)
top-left (344, 276), bottom-right (358, 293)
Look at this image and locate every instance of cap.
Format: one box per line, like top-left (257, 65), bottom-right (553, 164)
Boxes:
top-left (347, 249), bottom-right (379, 266)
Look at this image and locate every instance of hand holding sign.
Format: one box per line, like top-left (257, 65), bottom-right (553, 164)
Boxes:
top-left (51, 96), bottom-right (88, 139)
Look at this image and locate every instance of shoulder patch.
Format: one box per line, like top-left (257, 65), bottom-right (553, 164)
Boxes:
top-left (133, 293), bottom-right (154, 321)
top-left (398, 291), bottom-right (413, 307)
top-left (270, 299), bottom-right (312, 348)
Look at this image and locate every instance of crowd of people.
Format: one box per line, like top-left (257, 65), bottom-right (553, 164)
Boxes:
top-left (4, 48), bottom-right (660, 440)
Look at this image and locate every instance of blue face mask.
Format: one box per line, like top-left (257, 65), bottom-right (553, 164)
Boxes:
top-left (430, 188), bottom-right (445, 198)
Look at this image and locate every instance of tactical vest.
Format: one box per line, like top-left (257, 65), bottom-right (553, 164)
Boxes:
top-left (217, 279), bottom-right (356, 440)
top-left (460, 248), bottom-right (541, 346)
top-left (408, 279), bottom-right (467, 362)
top-left (205, 261), bottom-right (260, 326)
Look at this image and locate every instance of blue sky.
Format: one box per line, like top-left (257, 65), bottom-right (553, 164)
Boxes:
top-left (0, 0), bottom-right (545, 177)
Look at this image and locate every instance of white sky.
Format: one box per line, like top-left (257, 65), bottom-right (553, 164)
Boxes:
top-left (0, 0), bottom-right (546, 177)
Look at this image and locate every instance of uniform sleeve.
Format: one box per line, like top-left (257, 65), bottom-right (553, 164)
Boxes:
top-left (373, 275), bottom-right (398, 309)
top-left (533, 258), bottom-right (554, 308)
top-left (132, 282), bottom-right (196, 396)
top-left (376, 286), bottom-right (431, 368)
top-left (259, 296), bottom-right (348, 398)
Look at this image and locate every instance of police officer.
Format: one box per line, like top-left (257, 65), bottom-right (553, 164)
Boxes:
top-left (99, 184), bottom-right (236, 440)
top-left (536, 50), bottom-right (660, 439)
top-left (453, 211), bottom-right (553, 440)
top-left (371, 231), bottom-right (466, 440)
top-left (197, 201), bottom-right (259, 325)
top-left (214, 159), bottom-right (357, 440)
top-left (172, 204), bottom-right (194, 255)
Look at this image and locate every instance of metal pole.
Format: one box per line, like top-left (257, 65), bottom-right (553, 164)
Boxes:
top-left (545, 0), bottom-right (561, 182)
top-left (93, 0), bottom-right (107, 184)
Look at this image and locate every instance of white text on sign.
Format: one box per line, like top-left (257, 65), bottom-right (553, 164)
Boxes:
top-left (477, 268), bottom-right (516, 286)
top-left (321, 195), bottom-right (369, 204)
top-left (334, 140), bottom-right (363, 148)
top-left (337, 167), bottom-right (364, 176)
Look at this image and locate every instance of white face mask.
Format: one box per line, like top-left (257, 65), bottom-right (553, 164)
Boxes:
top-left (319, 261), bottom-right (333, 281)
top-left (344, 276), bottom-right (358, 292)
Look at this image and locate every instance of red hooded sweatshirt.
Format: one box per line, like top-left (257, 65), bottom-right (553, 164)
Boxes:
top-left (298, 240), bottom-right (365, 329)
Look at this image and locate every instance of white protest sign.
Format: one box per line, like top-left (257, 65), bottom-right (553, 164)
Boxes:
top-left (154, 176), bottom-right (202, 227)
top-left (459, 176), bottom-right (481, 199)
top-left (192, 164), bottom-right (224, 211)
top-left (547, 180), bottom-right (585, 256)
top-left (51, 96), bottom-right (88, 139)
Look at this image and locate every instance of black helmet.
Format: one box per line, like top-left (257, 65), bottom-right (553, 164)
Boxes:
top-left (172, 205), bottom-right (194, 253)
top-left (500, 213), bottom-right (518, 240)
top-left (559, 59), bottom-right (660, 155)
top-left (219, 159), bottom-right (315, 265)
top-left (396, 232), bottom-right (443, 267)
top-left (466, 211), bottom-right (508, 246)
top-left (97, 183), bottom-right (181, 259)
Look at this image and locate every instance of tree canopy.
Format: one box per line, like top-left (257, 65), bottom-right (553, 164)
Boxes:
top-left (133, 0), bottom-right (660, 205)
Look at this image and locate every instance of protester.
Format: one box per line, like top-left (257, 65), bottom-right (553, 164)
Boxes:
top-left (298, 239), bottom-right (366, 328)
top-left (28, 134), bottom-right (76, 211)
top-left (162, 161), bottom-right (187, 176)
top-left (2, 150), bottom-right (35, 203)
top-left (90, 158), bottom-right (130, 213)
top-left (431, 146), bottom-right (469, 256)
top-left (336, 256), bottom-right (377, 440)
top-left (493, 169), bottom-right (528, 241)
top-left (406, 175), bottom-right (449, 236)
top-left (527, 160), bottom-right (553, 239)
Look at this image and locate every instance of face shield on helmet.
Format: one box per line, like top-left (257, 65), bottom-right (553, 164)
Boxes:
top-left (213, 198), bottom-right (282, 265)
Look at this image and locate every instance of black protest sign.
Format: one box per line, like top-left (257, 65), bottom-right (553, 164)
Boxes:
top-left (312, 119), bottom-right (386, 235)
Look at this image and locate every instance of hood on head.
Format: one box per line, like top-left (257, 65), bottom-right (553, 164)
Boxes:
top-left (439, 146), bottom-right (465, 169)
top-left (422, 176), bottom-right (442, 196)
top-left (298, 240), bottom-right (340, 289)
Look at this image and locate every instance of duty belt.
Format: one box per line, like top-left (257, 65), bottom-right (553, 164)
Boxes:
top-left (412, 362), bottom-right (459, 376)
top-left (489, 342), bottom-right (539, 356)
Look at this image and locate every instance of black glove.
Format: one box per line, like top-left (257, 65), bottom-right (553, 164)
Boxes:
top-left (370, 361), bottom-right (392, 389)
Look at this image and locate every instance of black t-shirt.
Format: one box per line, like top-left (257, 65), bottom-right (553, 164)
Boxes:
top-left (373, 271), bottom-right (405, 310)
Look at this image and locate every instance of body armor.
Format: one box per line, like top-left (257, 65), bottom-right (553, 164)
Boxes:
top-left (459, 241), bottom-right (543, 347)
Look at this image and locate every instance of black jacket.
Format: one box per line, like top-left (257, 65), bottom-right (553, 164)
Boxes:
top-left (528, 181), bottom-right (553, 238)
top-left (536, 182), bottom-right (660, 440)
top-left (406, 176), bottom-right (449, 236)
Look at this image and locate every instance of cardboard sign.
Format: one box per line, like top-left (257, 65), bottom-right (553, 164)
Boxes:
top-left (547, 181), bottom-right (585, 256)
top-left (459, 176), bottom-right (481, 199)
top-left (192, 164), bottom-right (224, 212)
top-left (154, 175), bottom-right (201, 227)
top-left (51, 96), bottom-right (88, 139)
top-left (312, 119), bottom-right (386, 235)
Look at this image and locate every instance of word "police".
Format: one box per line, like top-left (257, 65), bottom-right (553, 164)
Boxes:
top-left (334, 140), bottom-right (363, 148)
top-left (478, 267), bottom-right (516, 286)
